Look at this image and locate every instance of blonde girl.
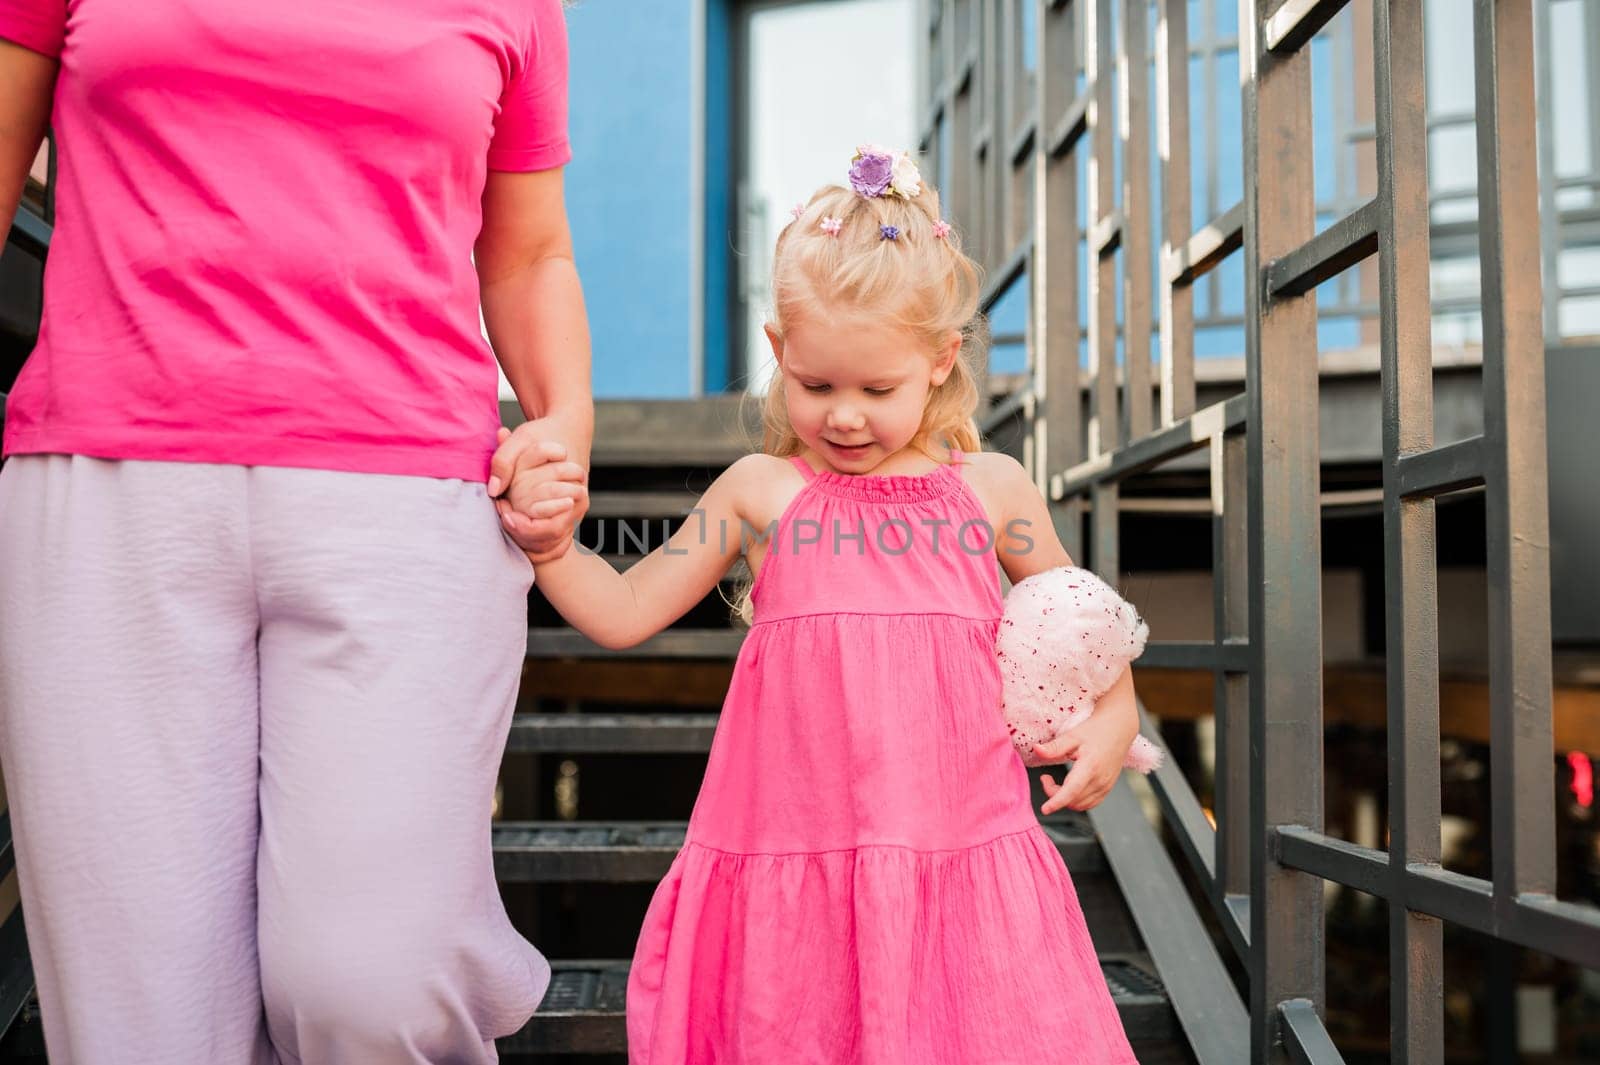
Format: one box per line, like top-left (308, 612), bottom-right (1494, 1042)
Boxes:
top-left (504, 146), bottom-right (1141, 1063)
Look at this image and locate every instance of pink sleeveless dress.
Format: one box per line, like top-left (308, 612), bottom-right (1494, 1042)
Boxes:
top-left (625, 453), bottom-right (1139, 1064)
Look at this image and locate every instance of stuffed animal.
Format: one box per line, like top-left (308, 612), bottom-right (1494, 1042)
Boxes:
top-left (996, 566), bottom-right (1163, 772)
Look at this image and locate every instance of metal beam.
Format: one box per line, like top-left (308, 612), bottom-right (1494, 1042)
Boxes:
top-left (1264, 199), bottom-right (1379, 299)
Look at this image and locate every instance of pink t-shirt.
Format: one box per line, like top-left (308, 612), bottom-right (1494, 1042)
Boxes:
top-left (0, 0), bottom-right (571, 481)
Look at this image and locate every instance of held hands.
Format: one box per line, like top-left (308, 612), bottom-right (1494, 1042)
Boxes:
top-left (490, 421), bottom-right (590, 564)
top-left (1033, 698), bottom-right (1140, 814)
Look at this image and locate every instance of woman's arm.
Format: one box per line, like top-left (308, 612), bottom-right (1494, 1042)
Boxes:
top-left (477, 167), bottom-right (594, 560)
top-left (0, 40), bottom-right (56, 232)
top-left (531, 454), bottom-right (767, 650)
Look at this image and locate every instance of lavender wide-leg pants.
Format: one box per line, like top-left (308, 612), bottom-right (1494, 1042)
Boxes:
top-left (0, 455), bottom-right (548, 1064)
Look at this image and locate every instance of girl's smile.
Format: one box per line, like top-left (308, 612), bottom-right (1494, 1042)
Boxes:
top-left (765, 309), bottom-right (960, 476)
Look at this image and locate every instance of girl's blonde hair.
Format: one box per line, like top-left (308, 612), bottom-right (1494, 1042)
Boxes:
top-left (758, 179), bottom-right (987, 459)
top-left (729, 168), bottom-right (988, 625)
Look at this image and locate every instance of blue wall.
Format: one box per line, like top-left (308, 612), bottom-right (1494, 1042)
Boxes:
top-left (566, 2), bottom-right (697, 398)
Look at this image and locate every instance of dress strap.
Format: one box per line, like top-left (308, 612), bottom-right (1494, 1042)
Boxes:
top-left (789, 455), bottom-right (818, 481)
top-left (948, 448), bottom-right (965, 478)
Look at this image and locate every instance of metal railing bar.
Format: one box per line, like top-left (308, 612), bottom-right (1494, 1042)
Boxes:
top-left (1090, 208), bottom-right (1124, 257)
top-left (1121, 0), bottom-right (1155, 444)
top-left (1048, 87), bottom-right (1093, 159)
top-left (0, 912), bottom-right (32, 1042)
top-left (1034, 0), bottom-right (1084, 559)
top-left (1275, 827), bottom-right (1600, 967)
top-left (1213, 430), bottom-right (1253, 916)
top-left (1475, 0), bottom-right (1557, 907)
top-left (1374, 0), bottom-right (1447, 1046)
top-left (1513, 894), bottom-right (1600, 963)
top-left (1165, 201), bottom-right (1246, 287)
top-left (1009, 114), bottom-right (1037, 166)
top-left (1158, 0), bottom-right (1197, 424)
top-left (1406, 866), bottom-right (1600, 967)
top-left (8, 206), bottom-right (51, 259)
top-left (1139, 638), bottom-right (1250, 672)
top-left (979, 238), bottom-right (1033, 313)
top-left (1092, 779), bottom-right (1251, 1065)
top-left (1243, 0), bottom-right (1325, 1040)
top-left (1279, 998), bottom-right (1348, 1065)
top-left (958, 48), bottom-right (978, 93)
top-left (1264, 199), bottom-right (1379, 299)
top-left (1051, 393), bottom-right (1247, 499)
top-left (1087, 0), bottom-right (1117, 461)
top-left (1274, 826), bottom-right (1390, 897)
top-left (1136, 708), bottom-right (1252, 960)
top-left (1394, 435), bottom-right (1485, 498)
top-left (1264, 0), bottom-right (1354, 55)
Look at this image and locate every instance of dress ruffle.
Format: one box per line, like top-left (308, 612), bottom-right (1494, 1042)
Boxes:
top-left (626, 828), bottom-right (1141, 1065)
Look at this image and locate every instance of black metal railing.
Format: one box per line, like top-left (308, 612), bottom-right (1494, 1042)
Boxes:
top-left (922, 0), bottom-right (1600, 1061)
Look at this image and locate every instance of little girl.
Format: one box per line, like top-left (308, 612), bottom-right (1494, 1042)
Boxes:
top-left (503, 147), bottom-right (1142, 1064)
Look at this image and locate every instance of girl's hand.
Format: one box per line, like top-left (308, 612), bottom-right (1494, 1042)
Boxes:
top-left (490, 424), bottom-right (590, 563)
top-left (1033, 706), bottom-right (1139, 814)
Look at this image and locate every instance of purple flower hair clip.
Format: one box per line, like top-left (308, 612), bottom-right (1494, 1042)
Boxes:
top-left (849, 144), bottom-right (924, 200)
top-left (932, 219), bottom-right (952, 239)
top-left (879, 224), bottom-right (900, 242)
top-left (820, 216), bottom-right (844, 236)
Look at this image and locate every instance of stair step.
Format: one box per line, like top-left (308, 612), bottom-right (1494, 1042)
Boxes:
top-left (507, 713), bottom-right (720, 753)
top-left (0, 951), bottom-right (1179, 1059)
top-left (527, 628), bottom-right (745, 659)
top-left (492, 820), bottom-right (1101, 883)
top-left (494, 822), bottom-right (686, 882)
top-left (506, 954), bottom-right (1175, 1055)
top-left (584, 491), bottom-right (700, 519)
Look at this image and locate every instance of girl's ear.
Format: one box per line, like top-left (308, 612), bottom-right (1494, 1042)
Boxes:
top-left (764, 323), bottom-right (785, 366)
top-left (929, 329), bottom-right (962, 387)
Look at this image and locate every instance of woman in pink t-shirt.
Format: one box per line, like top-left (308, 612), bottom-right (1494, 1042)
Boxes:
top-left (0, 2), bottom-right (592, 1061)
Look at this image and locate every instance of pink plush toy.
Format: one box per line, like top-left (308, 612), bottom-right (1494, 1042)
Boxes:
top-left (997, 566), bottom-right (1163, 772)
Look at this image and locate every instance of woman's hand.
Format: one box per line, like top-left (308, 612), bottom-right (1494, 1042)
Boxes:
top-left (1032, 670), bottom-right (1141, 813)
top-left (490, 419), bottom-right (590, 563)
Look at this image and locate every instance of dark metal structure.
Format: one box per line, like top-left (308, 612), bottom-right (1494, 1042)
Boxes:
top-left (921, 0), bottom-right (1600, 1060)
top-left (3, 1), bottom-right (1597, 1059)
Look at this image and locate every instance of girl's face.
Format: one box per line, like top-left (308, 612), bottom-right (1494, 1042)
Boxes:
top-left (767, 307), bottom-right (960, 473)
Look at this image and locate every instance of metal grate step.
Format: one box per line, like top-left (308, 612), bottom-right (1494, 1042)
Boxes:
top-left (526, 629), bottom-right (745, 660)
top-left (492, 820), bottom-right (1102, 883)
top-left (505, 954), bottom-right (1174, 1055)
top-left (494, 823), bottom-right (686, 882)
top-left (507, 713), bottom-right (719, 753)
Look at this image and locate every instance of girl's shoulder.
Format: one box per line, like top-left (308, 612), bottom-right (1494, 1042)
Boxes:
top-left (952, 449), bottom-right (1030, 528)
top-left (721, 452), bottom-right (809, 530)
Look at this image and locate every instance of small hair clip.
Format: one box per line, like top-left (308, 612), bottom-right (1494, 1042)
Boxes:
top-left (879, 224), bottom-right (900, 242)
top-left (932, 219), bottom-right (952, 239)
top-left (790, 202), bottom-right (806, 222)
top-left (820, 216), bottom-right (844, 236)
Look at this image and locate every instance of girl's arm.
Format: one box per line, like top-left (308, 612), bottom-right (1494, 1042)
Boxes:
top-left (530, 454), bottom-right (768, 650)
top-left (985, 453), bottom-right (1140, 813)
top-left (986, 452), bottom-right (1076, 583)
top-left (0, 40), bottom-right (56, 231)
top-left (477, 167), bottom-right (595, 562)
